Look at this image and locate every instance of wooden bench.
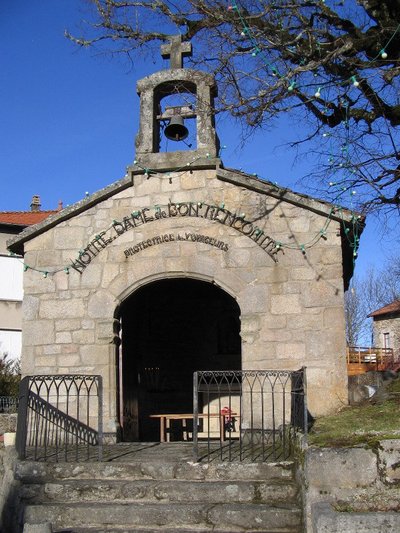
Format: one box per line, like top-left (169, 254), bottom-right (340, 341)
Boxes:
top-left (150, 412), bottom-right (237, 442)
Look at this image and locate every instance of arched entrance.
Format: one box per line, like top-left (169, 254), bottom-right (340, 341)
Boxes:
top-left (118, 278), bottom-right (241, 441)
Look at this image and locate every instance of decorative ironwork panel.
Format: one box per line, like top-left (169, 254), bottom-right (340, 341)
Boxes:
top-left (193, 368), bottom-right (307, 462)
top-left (0, 396), bottom-right (18, 413)
top-left (16, 375), bottom-right (103, 462)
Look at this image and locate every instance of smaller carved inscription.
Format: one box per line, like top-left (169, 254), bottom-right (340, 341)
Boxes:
top-left (124, 233), bottom-right (229, 258)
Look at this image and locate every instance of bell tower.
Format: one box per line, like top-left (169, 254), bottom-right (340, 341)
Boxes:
top-left (133, 35), bottom-right (220, 171)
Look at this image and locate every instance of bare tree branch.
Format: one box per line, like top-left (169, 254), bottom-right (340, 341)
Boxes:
top-left (67, 0), bottom-right (400, 216)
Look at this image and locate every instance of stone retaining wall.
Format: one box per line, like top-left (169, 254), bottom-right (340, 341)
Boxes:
top-left (1, 438), bottom-right (400, 531)
top-left (0, 414), bottom-right (17, 435)
top-left (303, 440), bottom-right (400, 532)
top-left (0, 444), bottom-right (20, 532)
top-left (312, 502), bottom-right (400, 532)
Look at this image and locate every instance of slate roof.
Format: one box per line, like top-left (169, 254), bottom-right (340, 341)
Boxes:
top-left (368, 300), bottom-right (400, 318)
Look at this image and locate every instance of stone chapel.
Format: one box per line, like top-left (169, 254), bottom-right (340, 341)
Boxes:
top-left (8, 36), bottom-right (360, 442)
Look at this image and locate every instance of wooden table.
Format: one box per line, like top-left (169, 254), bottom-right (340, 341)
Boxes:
top-left (150, 413), bottom-right (236, 442)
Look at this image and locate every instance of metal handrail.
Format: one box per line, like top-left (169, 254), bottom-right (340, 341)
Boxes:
top-left (16, 374), bottom-right (103, 462)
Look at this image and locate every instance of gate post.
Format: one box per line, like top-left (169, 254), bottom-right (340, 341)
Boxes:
top-left (97, 376), bottom-right (104, 460)
top-left (302, 366), bottom-right (308, 436)
top-left (193, 371), bottom-right (199, 462)
top-left (15, 376), bottom-right (30, 459)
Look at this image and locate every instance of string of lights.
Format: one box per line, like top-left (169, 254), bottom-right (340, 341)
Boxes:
top-left (223, 0), bottom-right (397, 232)
top-left (228, 0), bottom-right (399, 92)
top-left (9, 157), bottom-right (362, 277)
top-left (11, 2), bottom-right (381, 277)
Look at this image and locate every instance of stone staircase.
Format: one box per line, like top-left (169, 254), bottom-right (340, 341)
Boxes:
top-left (14, 444), bottom-right (302, 532)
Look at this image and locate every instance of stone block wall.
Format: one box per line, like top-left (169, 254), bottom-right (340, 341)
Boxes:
top-left (20, 167), bottom-right (348, 434)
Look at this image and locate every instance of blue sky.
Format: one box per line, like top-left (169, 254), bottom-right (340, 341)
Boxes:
top-left (1, 0), bottom-right (398, 278)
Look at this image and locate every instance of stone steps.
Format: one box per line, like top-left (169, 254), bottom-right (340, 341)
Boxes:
top-left (17, 452), bottom-right (302, 532)
top-left (16, 459), bottom-right (295, 482)
top-left (70, 528), bottom-right (294, 533)
top-left (25, 502), bottom-right (301, 532)
top-left (60, 529), bottom-right (299, 533)
top-left (20, 478), bottom-right (298, 505)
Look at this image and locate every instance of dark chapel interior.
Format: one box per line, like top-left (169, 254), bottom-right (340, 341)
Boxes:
top-left (118, 278), bottom-right (241, 441)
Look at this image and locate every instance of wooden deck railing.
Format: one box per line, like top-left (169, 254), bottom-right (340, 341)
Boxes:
top-left (347, 346), bottom-right (399, 375)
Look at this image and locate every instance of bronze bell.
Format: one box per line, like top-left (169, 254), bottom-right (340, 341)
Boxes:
top-left (164, 115), bottom-right (189, 141)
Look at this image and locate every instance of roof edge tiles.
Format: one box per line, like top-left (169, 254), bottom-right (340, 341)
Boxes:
top-left (0, 211), bottom-right (58, 226)
top-left (368, 299), bottom-right (400, 318)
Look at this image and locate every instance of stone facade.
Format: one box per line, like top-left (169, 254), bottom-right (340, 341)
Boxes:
top-left (9, 163), bottom-right (352, 436)
top-left (7, 37), bottom-right (359, 438)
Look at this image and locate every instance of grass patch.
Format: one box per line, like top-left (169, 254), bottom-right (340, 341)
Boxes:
top-left (308, 378), bottom-right (400, 448)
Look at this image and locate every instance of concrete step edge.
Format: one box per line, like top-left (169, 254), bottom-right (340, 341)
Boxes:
top-left (20, 479), bottom-right (298, 506)
top-left (25, 501), bottom-right (302, 511)
top-left (23, 478), bottom-right (298, 489)
top-left (64, 528), bottom-right (301, 533)
top-left (15, 461), bottom-right (295, 483)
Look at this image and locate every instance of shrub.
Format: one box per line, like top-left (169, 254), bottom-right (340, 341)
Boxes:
top-left (0, 353), bottom-right (21, 397)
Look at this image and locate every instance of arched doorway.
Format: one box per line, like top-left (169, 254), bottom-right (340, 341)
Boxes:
top-left (118, 278), bottom-right (241, 441)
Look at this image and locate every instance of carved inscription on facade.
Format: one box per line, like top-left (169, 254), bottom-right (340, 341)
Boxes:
top-left (70, 201), bottom-right (281, 273)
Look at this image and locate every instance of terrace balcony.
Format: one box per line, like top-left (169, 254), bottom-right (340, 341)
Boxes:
top-left (347, 346), bottom-right (400, 375)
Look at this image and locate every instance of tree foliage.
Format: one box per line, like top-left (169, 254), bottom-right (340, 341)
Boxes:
top-left (68, 0), bottom-right (400, 217)
top-left (345, 259), bottom-right (400, 346)
top-left (0, 353), bottom-right (20, 397)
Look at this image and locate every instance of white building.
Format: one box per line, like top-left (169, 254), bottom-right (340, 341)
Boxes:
top-left (0, 196), bottom-right (59, 362)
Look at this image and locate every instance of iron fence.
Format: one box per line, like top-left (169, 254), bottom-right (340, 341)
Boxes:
top-left (0, 396), bottom-right (18, 413)
top-left (193, 368), bottom-right (307, 462)
top-left (16, 375), bottom-right (103, 462)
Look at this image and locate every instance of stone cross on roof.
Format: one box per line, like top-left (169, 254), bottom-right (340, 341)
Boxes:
top-left (161, 35), bottom-right (192, 69)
